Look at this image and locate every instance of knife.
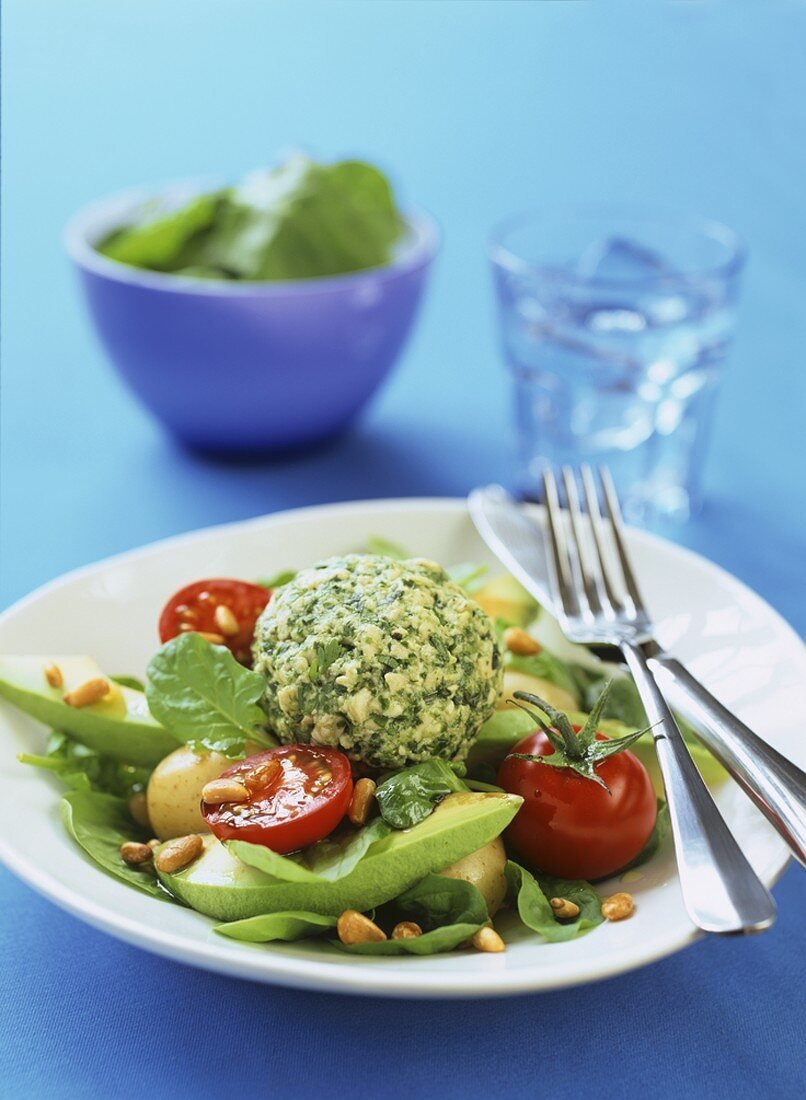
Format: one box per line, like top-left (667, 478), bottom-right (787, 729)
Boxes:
top-left (469, 484), bottom-right (806, 868)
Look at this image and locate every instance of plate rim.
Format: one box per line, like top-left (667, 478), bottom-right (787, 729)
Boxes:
top-left (0, 497), bottom-right (800, 997)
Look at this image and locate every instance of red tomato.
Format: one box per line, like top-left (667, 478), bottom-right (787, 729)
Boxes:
top-left (158, 579), bottom-right (271, 664)
top-left (202, 745), bottom-right (353, 854)
top-left (497, 729), bottom-right (656, 880)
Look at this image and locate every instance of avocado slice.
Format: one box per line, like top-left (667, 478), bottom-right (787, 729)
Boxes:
top-left (473, 574), bottom-right (539, 627)
top-left (157, 791), bottom-right (522, 921)
top-left (0, 656), bottom-right (179, 767)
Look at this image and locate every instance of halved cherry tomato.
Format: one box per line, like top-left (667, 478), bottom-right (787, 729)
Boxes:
top-left (158, 579), bottom-right (271, 664)
top-left (202, 745), bottom-right (353, 853)
top-left (498, 728), bottom-right (656, 880)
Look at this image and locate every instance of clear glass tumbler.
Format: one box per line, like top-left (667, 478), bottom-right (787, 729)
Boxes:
top-left (489, 207), bottom-right (746, 523)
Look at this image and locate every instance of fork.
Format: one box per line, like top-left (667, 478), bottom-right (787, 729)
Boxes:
top-left (541, 465), bottom-right (776, 935)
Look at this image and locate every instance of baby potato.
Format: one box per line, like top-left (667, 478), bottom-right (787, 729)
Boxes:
top-left (439, 836), bottom-right (508, 917)
top-left (497, 669), bottom-right (578, 714)
top-left (147, 743), bottom-right (261, 841)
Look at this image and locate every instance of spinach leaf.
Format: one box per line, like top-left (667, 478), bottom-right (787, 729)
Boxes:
top-left (19, 732), bottom-right (150, 797)
top-left (98, 192), bottom-right (225, 271)
top-left (447, 562), bottom-right (489, 594)
top-left (229, 816), bottom-right (391, 884)
top-left (374, 759), bottom-right (467, 829)
top-left (505, 649), bottom-right (581, 704)
top-left (339, 874), bottom-right (488, 956)
top-left (506, 862), bottom-right (602, 942)
top-left (620, 799), bottom-right (670, 871)
top-left (146, 632), bottom-right (271, 744)
top-left (61, 790), bottom-right (175, 901)
top-left (185, 735), bottom-right (261, 760)
top-left (110, 674), bottom-right (145, 692)
top-left (215, 911), bottom-right (337, 943)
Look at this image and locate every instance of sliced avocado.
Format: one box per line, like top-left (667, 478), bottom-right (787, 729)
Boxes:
top-left (473, 574), bottom-right (539, 627)
top-left (0, 656), bottom-right (179, 767)
top-left (157, 791), bottom-right (522, 921)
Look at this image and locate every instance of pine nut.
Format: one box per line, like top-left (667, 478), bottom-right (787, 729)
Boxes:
top-left (201, 778), bottom-right (250, 805)
top-left (63, 678), bottom-right (110, 708)
top-left (120, 841), bottom-right (153, 865)
top-left (214, 604), bottom-right (239, 636)
top-left (154, 834), bottom-right (204, 874)
top-left (601, 892), bottom-right (635, 921)
top-left (348, 777), bottom-right (377, 826)
top-left (244, 758), bottom-right (282, 793)
top-left (128, 791), bottom-right (151, 828)
top-left (503, 627), bottom-right (541, 656)
top-left (392, 921), bottom-right (422, 940)
top-left (197, 631), bottom-right (226, 645)
top-left (550, 897), bottom-right (580, 920)
top-left (472, 926), bottom-right (505, 953)
top-left (337, 910), bottom-right (387, 945)
top-left (44, 663), bottom-right (63, 689)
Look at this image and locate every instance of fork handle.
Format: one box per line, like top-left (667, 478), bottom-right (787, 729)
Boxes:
top-left (649, 653), bottom-right (806, 869)
top-left (620, 642), bottom-right (776, 934)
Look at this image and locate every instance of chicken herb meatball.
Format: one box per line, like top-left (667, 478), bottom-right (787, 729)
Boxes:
top-left (252, 554), bottom-right (502, 767)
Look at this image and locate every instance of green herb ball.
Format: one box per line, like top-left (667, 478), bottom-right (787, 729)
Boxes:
top-left (252, 554), bottom-right (502, 768)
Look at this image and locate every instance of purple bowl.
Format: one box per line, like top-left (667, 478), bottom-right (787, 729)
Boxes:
top-left (65, 182), bottom-right (439, 454)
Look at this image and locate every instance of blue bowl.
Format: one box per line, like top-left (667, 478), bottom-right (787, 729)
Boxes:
top-left (65, 182), bottom-right (439, 454)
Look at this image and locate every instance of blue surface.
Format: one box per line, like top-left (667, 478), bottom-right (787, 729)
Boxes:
top-left (1, 2), bottom-right (805, 1097)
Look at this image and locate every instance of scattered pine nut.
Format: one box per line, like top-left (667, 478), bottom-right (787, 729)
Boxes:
top-left (550, 897), bottom-right (580, 920)
top-left (128, 791), bottom-right (151, 829)
top-left (392, 921), bottom-right (422, 940)
top-left (502, 627), bottom-right (541, 656)
top-left (472, 926), bottom-right (505, 953)
top-left (44, 663), bottom-right (63, 689)
top-left (120, 841), bottom-right (153, 866)
top-left (348, 777), bottom-right (377, 826)
top-left (337, 910), bottom-right (387, 945)
top-left (63, 678), bottom-right (110, 708)
top-left (178, 623), bottom-right (195, 632)
top-left (154, 834), bottom-right (204, 874)
top-left (601, 892), bottom-right (635, 921)
top-left (244, 758), bottom-right (282, 794)
top-left (196, 631), bottom-right (226, 645)
top-left (201, 778), bottom-right (250, 805)
top-left (214, 604), bottom-right (239, 636)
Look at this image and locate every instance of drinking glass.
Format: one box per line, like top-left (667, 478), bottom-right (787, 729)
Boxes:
top-left (489, 207), bottom-right (746, 522)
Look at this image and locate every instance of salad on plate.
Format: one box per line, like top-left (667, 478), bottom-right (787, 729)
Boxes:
top-left (0, 543), bottom-right (724, 957)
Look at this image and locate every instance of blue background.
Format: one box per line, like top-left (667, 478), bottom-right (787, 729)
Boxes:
top-left (1, 2), bottom-right (804, 1097)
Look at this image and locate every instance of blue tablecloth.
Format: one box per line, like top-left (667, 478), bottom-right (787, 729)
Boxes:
top-left (2, 3), bottom-right (804, 1097)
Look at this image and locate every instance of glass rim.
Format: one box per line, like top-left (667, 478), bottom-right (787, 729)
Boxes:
top-left (488, 204), bottom-right (747, 288)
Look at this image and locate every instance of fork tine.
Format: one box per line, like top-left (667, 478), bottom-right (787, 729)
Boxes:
top-left (561, 466), bottom-right (601, 614)
top-left (580, 464), bottom-right (622, 611)
top-left (542, 469), bottom-right (579, 618)
top-left (599, 465), bottom-right (648, 614)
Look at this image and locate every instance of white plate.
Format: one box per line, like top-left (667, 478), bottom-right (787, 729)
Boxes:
top-left (0, 499), bottom-right (802, 998)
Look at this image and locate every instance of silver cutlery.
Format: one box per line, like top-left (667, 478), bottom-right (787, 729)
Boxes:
top-left (475, 466), bottom-right (777, 934)
top-left (469, 480), bottom-right (806, 869)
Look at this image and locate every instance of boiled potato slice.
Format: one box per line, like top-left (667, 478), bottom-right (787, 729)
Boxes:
top-left (147, 743), bottom-right (261, 841)
top-left (439, 836), bottom-right (507, 917)
top-left (497, 669), bottom-right (578, 713)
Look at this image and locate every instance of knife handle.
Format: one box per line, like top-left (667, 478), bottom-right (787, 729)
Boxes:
top-left (650, 653), bottom-right (806, 868)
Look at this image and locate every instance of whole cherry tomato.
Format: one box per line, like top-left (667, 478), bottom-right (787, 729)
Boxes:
top-left (158, 578), bottom-right (271, 664)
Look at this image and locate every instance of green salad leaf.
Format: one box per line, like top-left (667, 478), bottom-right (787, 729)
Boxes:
top-left (504, 648), bottom-right (582, 704)
top-left (447, 562), bottom-right (489, 594)
top-left (19, 732), bottom-right (150, 797)
top-left (146, 632), bottom-right (272, 745)
top-left (375, 759), bottom-right (468, 829)
top-left (620, 799), bottom-right (671, 871)
top-left (255, 569), bottom-right (297, 590)
top-left (185, 736), bottom-right (255, 760)
top-left (61, 790), bottom-right (175, 901)
top-left (97, 156), bottom-right (404, 283)
top-left (338, 874), bottom-right (488, 956)
top-left (506, 862), bottom-right (603, 942)
top-left (229, 816), bottom-right (391, 884)
top-left (215, 911), bottom-right (338, 943)
top-left (363, 535), bottom-right (408, 560)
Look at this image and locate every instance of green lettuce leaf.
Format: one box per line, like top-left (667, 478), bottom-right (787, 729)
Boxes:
top-left (61, 790), bottom-right (175, 901)
top-left (215, 911), bottom-right (337, 943)
top-left (374, 759), bottom-right (467, 829)
top-left (146, 632), bottom-right (272, 744)
top-left (337, 874), bottom-right (488, 956)
top-left (19, 731), bottom-right (150, 797)
top-left (506, 862), bottom-right (602, 942)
